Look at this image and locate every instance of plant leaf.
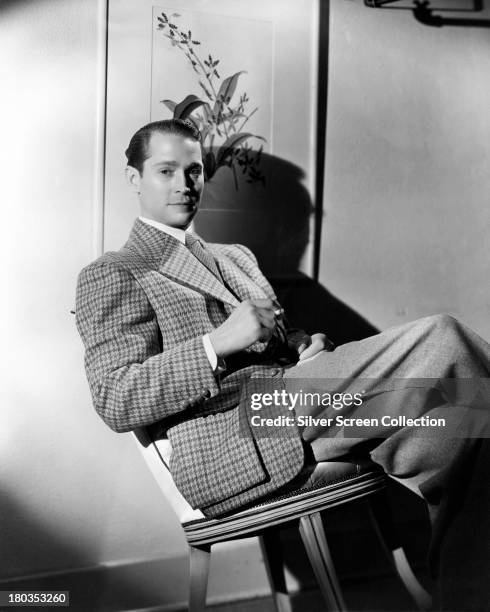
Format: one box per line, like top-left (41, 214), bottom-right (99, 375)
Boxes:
top-left (213, 71), bottom-right (246, 116)
top-left (161, 99), bottom-right (177, 112)
top-left (200, 125), bottom-right (210, 145)
top-left (216, 132), bottom-right (264, 167)
top-left (201, 103), bottom-right (213, 123)
top-left (173, 94), bottom-right (207, 120)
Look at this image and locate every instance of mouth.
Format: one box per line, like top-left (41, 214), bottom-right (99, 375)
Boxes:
top-left (169, 201), bottom-right (196, 207)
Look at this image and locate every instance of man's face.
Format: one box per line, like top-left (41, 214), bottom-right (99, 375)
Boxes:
top-left (127, 131), bottom-right (204, 229)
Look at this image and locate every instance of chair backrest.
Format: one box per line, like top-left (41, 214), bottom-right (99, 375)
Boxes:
top-left (132, 428), bottom-right (204, 523)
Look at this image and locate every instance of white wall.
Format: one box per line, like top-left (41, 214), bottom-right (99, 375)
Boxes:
top-left (321, 0), bottom-right (490, 339)
top-left (1, 0), bottom-right (188, 581)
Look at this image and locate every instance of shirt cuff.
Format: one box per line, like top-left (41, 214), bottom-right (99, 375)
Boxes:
top-left (202, 334), bottom-right (226, 374)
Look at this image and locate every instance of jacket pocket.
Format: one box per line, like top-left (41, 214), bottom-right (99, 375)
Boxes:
top-left (167, 406), bottom-right (268, 509)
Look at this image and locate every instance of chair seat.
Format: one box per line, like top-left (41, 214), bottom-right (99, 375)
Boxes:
top-left (183, 464), bottom-right (386, 546)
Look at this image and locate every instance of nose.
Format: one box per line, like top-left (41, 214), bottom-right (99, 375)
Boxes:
top-left (174, 169), bottom-right (190, 193)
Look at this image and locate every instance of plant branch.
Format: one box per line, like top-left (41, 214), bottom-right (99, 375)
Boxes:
top-left (237, 106), bottom-right (258, 133)
top-left (157, 12), bottom-right (265, 186)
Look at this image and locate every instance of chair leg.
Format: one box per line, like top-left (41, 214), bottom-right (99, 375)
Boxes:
top-left (259, 529), bottom-right (293, 612)
top-left (368, 491), bottom-right (432, 611)
top-left (189, 544), bottom-right (211, 612)
top-left (299, 512), bottom-right (347, 611)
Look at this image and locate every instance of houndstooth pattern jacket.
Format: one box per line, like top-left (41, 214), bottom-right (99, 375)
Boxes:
top-left (76, 219), bottom-right (306, 517)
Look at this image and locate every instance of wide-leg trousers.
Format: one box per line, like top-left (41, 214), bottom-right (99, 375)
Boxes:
top-left (282, 314), bottom-right (489, 611)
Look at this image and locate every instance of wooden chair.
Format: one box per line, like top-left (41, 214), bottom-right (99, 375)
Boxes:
top-left (133, 428), bottom-right (432, 612)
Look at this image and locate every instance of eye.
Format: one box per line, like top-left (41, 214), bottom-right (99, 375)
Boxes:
top-left (190, 166), bottom-right (202, 177)
top-left (160, 168), bottom-right (173, 176)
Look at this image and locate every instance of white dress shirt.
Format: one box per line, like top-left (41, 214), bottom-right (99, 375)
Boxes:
top-left (139, 216), bottom-right (220, 371)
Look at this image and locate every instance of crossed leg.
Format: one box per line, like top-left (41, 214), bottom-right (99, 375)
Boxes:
top-left (282, 314), bottom-right (490, 610)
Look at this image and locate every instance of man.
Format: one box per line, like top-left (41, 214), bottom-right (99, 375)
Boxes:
top-left (76, 119), bottom-right (489, 608)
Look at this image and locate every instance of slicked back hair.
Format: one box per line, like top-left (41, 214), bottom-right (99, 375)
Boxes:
top-left (125, 119), bottom-right (202, 174)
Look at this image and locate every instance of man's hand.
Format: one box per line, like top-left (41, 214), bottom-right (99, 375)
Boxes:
top-left (208, 299), bottom-right (277, 358)
top-left (295, 332), bottom-right (334, 361)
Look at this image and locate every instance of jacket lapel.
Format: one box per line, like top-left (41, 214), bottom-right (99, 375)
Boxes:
top-left (210, 248), bottom-right (269, 303)
top-left (159, 238), bottom-right (241, 307)
top-left (126, 219), bottom-right (240, 307)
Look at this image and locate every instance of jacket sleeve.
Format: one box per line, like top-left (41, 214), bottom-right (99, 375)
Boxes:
top-left (75, 260), bottom-right (221, 432)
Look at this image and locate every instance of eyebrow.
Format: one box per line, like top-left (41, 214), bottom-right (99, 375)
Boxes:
top-left (151, 161), bottom-right (203, 169)
top-left (151, 160), bottom-right (179, 168)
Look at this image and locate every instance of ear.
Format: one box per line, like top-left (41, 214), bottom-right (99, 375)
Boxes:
top-left (125, 165), bottom-right (141, 194)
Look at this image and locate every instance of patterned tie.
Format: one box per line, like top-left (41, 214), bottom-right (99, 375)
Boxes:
top-left (185, 232), bottom-right (222, 281)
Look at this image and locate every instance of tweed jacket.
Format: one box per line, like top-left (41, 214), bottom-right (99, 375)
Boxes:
top-left (76, 219), bottom-right (306, 517)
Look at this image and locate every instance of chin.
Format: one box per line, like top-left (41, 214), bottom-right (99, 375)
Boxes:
top-left (171, 213), bottom-right (196, 229)
top-left (167, 216), bottom-right (194, 229)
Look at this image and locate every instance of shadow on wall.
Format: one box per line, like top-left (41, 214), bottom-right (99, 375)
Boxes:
top-left (0, 492), bottom-right (94, 582)
top-left (0, 492), bottom-right (182, 611)
top-left (195, 152), bottom-right (379, 345)
top-left (0, 0), bottom-right (37, 13)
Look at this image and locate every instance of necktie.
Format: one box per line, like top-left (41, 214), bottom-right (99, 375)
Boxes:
top-left (185, 232), bottom-right (222, 281)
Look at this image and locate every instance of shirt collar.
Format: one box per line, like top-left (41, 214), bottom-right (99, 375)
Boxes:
top-left (139, 216), bottom-right (187, 244)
